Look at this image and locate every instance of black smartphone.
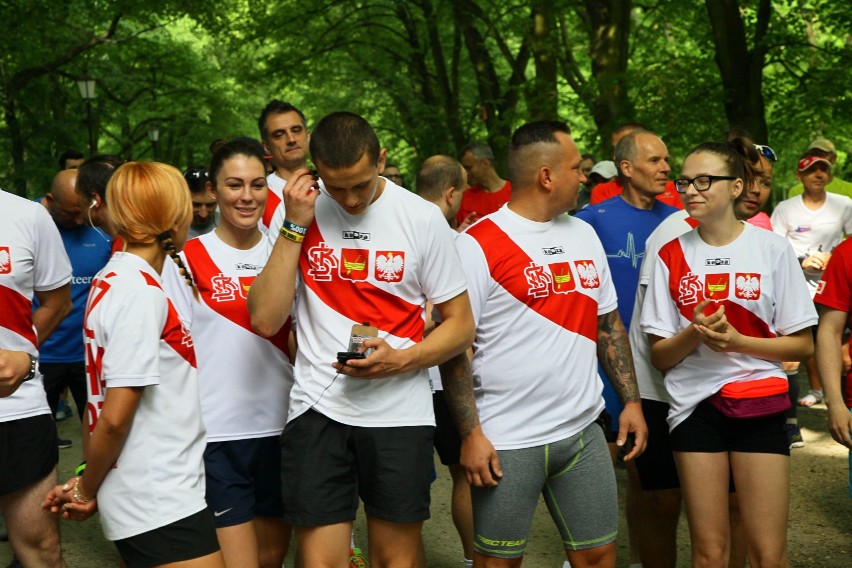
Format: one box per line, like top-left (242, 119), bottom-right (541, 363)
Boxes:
top-left (337, 351), bottom-right (367, 364)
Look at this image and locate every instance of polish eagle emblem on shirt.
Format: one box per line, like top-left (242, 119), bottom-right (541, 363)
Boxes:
top-left (375, 251), bottom-right (405, 282)
top-left (0, 247), bottom-right (10, 274)
top-left (735, 273), bottom-right (761, 300)
top-left (574, 260), bottom-right (600, 288)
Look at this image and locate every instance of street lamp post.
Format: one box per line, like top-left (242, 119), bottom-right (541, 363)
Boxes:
top-left (76, 77), bottom-right (96, 155)
top-left (148, 124), bottom-right (160, 161)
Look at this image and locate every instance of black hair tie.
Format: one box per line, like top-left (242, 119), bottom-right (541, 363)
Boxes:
top-left (157, 231), bottom-right (171, 241)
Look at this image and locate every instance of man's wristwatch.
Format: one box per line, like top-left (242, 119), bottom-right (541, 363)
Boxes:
top-left (22, 353), bottom-right (37, 382)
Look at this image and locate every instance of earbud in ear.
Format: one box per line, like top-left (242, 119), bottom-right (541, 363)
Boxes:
top-left (90, 199), bottom-right (96, 209)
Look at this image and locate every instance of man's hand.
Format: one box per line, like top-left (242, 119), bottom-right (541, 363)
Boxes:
top-left (460, 426), bottom-right (502, 487)
top-left (0, 349), bottom-right (31, 398)
top-left (616, 401), bottom-right (647, 461)
top-left (333, 338), bottom-right (410, 379)
top-left (283, 168), bottom-right (321, 227)
top-left (827, 404), bottom-right (852, 449)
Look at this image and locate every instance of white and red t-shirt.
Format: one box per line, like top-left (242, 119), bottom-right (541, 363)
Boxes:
top-left (0, 190), bottom-right (71, 422)
top-left (428, 225), bottom-right (462, 393)
top-left (261, 172), bottom-right (286, 233)
top-left (84, 252), bottom-right (206, 540)
top-left (814, 238), bottom-right (852, 407)
top-left (289, 180), bottom-right (467, 427)
top-left (771, 193), bottom-right (852, 295)
top-left (166, 232), bottom-right (294, 441)
top-left (641, 223), bottom-right (817, 430)
top-left (628, 210), bottom-right (695, 403)
top-left (456, 205), bottom-right (615, 450)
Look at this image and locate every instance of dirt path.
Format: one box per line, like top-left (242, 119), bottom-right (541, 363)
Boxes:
top-left (3, 384), bottom-right (850, 566)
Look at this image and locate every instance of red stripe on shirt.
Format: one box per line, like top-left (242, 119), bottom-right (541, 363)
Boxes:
top-left (299, 222), bottom-right (424, 342)
top-left (262, 191), bottom-right (282, 230)
top-left (660, 239), bottom-right (775, 339)
top-left (183, 239), bottom-right (291, 358)
top-left (465, 218), bottom-right (599, 342)
top-left (0, 284), bottom-right (37, 348)
top-left (140, 271), bottom-right (197, 367)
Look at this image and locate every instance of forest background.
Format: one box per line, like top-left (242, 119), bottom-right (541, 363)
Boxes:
top-left (2, 0), bottom-right (849, 207)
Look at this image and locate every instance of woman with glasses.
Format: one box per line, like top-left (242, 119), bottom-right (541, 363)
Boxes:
top-left (640, 138), bottom-right (816, 567)
top-left (165, 139), bottom-right (294, 568)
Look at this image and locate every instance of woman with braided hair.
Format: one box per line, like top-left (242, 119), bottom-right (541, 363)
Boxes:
top-left (43, 161), bottom-right (224, 568)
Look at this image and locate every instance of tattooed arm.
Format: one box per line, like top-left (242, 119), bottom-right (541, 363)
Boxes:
top-left (597, 309), bottom-right (640, 403)
top-left (597, 308), bottom-right (647, 460)
top-left (439, 352), bottom-right (502, 486)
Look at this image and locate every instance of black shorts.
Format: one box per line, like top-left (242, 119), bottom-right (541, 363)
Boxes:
top-left (204, 436), bottom-right (284, 528)
top-left (0, 413), bottom-right (57, 495)
top-left (39, 361), bottom-right (87, 420)
top-left (114, 508), bottom-right (220, 568)
top-left (634, 399), bottom-right (680, 491)
top-left (670, 400), bottom-right (789, 456)
top-left (281, 409), bottom-right (434, 526)
top-left (433, 392), bottom-right (462, 466)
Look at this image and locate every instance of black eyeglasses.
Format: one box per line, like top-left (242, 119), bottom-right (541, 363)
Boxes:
top-left (754, 144), bottom-right (777, 163)
top-left (674, 175), bottom-right (737, 193)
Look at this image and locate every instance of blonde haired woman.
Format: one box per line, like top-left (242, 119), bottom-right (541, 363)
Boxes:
top-left (44, 162), bottom-right (224, 568)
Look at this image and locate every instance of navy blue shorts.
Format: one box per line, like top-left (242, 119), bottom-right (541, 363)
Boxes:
top-left (203, 436), bottom-right (284, 527)
top-left (281, 409), bottom-right (434, 526)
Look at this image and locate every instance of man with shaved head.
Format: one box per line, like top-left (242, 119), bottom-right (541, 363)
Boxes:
top-left (442, 120), bottom-right (647, 567)
top-left (37, 168), bottom-right (111, 447)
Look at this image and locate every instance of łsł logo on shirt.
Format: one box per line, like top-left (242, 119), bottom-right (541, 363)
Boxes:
top-left (211, 273), bottom-right (252, 301)
top-left (677, 272), bottom-right (702, 306)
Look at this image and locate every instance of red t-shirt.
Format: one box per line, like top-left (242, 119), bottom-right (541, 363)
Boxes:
top-left (456, 180), bottom-right (512, 226)
top-left (814, 237), bottom-right (852, 407)
top-left (590, 179), bottom-right (684, 210)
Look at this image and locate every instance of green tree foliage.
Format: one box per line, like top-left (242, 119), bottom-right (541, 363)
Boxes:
top-left (2, 0), bottom-right (849, 201)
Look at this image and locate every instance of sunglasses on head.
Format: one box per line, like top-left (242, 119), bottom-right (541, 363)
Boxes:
top-left (754, 144), bottom-right (777, 163)
top-left (184, 168), bottom-right (208, 181)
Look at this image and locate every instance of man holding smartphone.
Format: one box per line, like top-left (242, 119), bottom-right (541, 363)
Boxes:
top-left (249, 112), bottom-right (474, 567)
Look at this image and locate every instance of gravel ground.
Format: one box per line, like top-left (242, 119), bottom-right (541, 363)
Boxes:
top-left (2, 376), bottom-right (850, 567)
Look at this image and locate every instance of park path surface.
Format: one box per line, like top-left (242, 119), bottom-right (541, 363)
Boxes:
top-left (3, 377), bottom-right (850, 566)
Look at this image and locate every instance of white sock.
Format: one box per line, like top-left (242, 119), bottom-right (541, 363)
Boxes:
top-left (463, 559), bottom-right (473, 568)
top-left (562, 562), bottom-right (572, 568)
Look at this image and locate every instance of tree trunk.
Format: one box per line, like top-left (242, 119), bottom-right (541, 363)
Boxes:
top-left (704, 0), bottom-right (771, 143)
top-left (529, 0), bottom-right (559, 121)
top-left (582, 0), bottom-right (633, 149)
